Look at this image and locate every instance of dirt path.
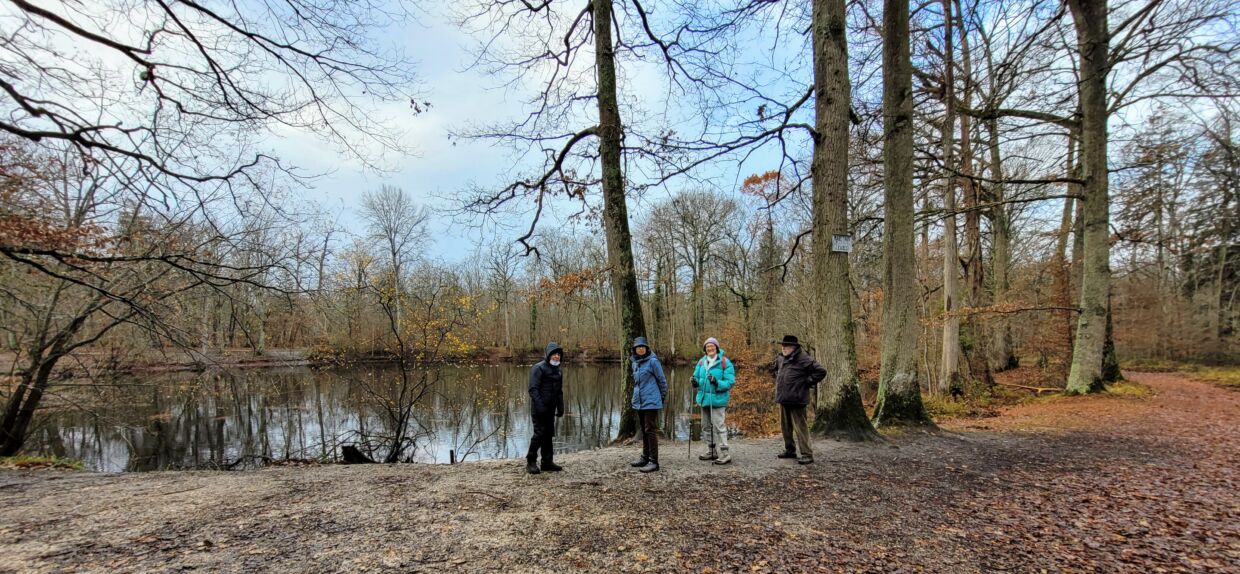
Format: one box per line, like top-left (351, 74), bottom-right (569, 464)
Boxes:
top-left (1, 372), bottom-right (1236, 573)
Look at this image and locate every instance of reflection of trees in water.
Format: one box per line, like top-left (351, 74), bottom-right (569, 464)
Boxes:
top-left (22, 364), bottom-right (695, 471)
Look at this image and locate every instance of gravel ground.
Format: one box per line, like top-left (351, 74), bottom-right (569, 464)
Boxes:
top-left (0, 371), bottom-right (1236, 573)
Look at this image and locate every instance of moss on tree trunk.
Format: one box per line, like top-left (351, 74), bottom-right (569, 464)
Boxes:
top-left (809, 0), bottom-right (879, 441)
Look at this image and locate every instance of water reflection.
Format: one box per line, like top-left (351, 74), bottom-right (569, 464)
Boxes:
top-left (25, 363), bottom-right (699, 472)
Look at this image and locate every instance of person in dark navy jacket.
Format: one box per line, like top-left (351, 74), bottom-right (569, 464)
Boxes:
top-left (527, 342), bottom-right (565, 474)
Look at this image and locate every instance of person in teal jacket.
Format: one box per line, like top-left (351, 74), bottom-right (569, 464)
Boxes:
top-left (692, 337), bottom-right (736, 464)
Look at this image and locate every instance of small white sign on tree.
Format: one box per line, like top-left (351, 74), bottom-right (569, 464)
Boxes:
top-left (831, 234), bottom-right (853, 253)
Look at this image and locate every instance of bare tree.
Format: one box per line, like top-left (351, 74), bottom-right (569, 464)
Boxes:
top-left (360, 185), bottom-right (429, 333)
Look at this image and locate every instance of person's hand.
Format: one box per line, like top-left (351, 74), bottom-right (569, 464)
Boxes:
top-left (555, 408), bottom-right (564, 418)
top-left (692, 378), bottom-right (700, 388)
top-left (708, 374), bottom-right (717, 385)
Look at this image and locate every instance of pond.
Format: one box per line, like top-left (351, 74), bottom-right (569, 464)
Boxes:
top-left (22, 363), bottom-right (706, 472)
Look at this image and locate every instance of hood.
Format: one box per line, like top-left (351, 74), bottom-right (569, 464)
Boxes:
top-left (544, 341), bottom-right (564, 363)
top-left (631, 336), bottom-right (653, 359)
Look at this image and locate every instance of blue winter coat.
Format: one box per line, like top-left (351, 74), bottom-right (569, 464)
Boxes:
top-left (630, 337), bottom-right (668, 410)
top-left (692, 349), bottom-right (735, 408)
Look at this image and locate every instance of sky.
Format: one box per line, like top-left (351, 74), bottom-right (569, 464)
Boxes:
top-left (264, 3), bottom-right (803, 264)
top-left (267, 7), bottom-right (523, 262)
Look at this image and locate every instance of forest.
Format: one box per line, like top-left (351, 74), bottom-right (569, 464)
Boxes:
top-left (3, 0), bottom-right (1236, 454)
top-left (1, 0), bottom-right (1238, 571)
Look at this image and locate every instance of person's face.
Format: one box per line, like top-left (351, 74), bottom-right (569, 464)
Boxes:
top-left (549, 352), bottom-right (562, 365)
top-left (705, 343), bottom-right (718, 356)
top-left (635, 346), bottom-right (648, 356)
top-left (781, 344), bottom-right (795, 356)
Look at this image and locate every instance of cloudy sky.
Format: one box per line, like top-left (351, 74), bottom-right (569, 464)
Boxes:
top-left (267, 3), bottom-right (805, 263)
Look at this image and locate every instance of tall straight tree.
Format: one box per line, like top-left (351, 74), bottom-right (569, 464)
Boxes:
top-left (1064, 0), bottom-right (1110, 394)
top-left (810, 0), bottom-right (879, 440)
top-left (593, 0), bottom-right (649, 436)
top-left (939, 0), bottom-right (963, 395)
top-left (874, 0), bottom-right (932, 427)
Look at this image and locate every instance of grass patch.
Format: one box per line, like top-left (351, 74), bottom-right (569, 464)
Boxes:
top-left (0, 455), bottom-right (85, 471)
top-left (1123, 358), bottom-right (1186, 372)
top-left (1124, 359), bottom-right (1240, 389)
top-left (923, 396), bottom-right (972, 419)
top-left (1105, 380), bottom-right (1154, 398)
top-left (1190, 366), bottom-right (1240, 389)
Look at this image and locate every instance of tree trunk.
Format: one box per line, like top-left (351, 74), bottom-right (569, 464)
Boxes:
top-left (939, 0), bottom-right (962, 396)
top-left (873, 0), bottom-right (931, 427)
top-left (594, 0), bottom-right (648, 439)
top-left (1065, 0), bottom-right (1111, 394)
top-left (1102, 293), bottom-right (1123, 382)
top-left (1053, 135), bottom-right (1079, 376)
top-left (955, 10), bottom-right (992, 390)
top-left (692, 257), bottom-right (705, 344)
top-left (986, 117), bottom-right (1017, 371)
top-left (0, 350), bottom-right (63, 456)
top-left (809, 0), bottom-right (878, 441)
top-left (528, 293), bottom-right (538, 348)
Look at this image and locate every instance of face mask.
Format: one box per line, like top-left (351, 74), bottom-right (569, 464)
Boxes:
top-left (550, 358), bottom-right (561, 367)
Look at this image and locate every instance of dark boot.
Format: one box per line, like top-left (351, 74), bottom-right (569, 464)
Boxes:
top-left (526, 460), bottom-right (541, 474)
top-left (629, 456), bottom-right (649, 468)
top-left (777, 451), bottom-right (798, 459)
top-left (638, 461), bottom-right (660, 473)
top-left (797, 456), bottom-right (815, 465)
top-left (541, 460), bottom-right (563, 472)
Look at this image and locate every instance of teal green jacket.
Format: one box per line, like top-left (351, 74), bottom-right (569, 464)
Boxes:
top-left (692, 350), bottom-right (736, 408)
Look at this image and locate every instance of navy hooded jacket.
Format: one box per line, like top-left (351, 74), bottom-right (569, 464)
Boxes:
top-left (529, 342), bottom-right (565, 417)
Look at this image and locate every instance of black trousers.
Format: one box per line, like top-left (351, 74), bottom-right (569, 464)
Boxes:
top-left (527, 414), bottom-right (555, 464)
top-left (639, 409), bottom-right (660, 464)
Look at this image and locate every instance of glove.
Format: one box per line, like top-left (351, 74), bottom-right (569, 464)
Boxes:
top-left (692, 379), bottom-right (700, 388)
top-left (708, 374), bottom-right (717, 386)
top-left (555, 407), bottom-right (564, 418)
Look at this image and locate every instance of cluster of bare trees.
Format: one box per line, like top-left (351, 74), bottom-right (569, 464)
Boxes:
top-left (455, 0), bottom-right (1237, 437)
top-left (3, 0), bottom-right (1237, 454)
top-left (0, 0), bottom-right (422, 455)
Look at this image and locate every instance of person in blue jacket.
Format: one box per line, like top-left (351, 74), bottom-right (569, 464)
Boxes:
top-left (693, 337), bottom-right (736, 465)
top-left (627, 336), bottom-right (668, 473)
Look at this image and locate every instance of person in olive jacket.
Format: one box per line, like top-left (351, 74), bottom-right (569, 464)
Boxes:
top-left (628, 336), bottom-right (668, 473)
top-left (526, 342), bottom-right (565, 474)
top-left (693, 337), bottom-right (736, 464)
top-left (774, 335), bottom-right (826, 464)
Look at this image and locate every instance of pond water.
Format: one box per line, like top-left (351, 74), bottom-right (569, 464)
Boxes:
top-left (23, 363), bottom-right (705, 472)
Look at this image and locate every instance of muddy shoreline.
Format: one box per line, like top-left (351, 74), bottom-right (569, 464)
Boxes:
top-left (1, 372), bottom-right (1236, 573)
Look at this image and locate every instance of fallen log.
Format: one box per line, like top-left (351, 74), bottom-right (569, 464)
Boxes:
top-left (995, 381), bottom-right (1061, 395)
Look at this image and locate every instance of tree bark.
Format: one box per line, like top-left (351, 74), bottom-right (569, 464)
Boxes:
top-left (874, 0), bottom-right (931, 427)
top-left (955, 8), bottom-right (993, 390)
top-left (939, 0), bottom-right (962, 396)
top-left (986, 117), bottom-right (1018, 371)
top-left (1053, 134), bottom-right (1079, 374)
top-left (1065, 0), bottom-right (1111, 394)
top-left (594, 0), bottom-right (648, 438)
top-left (809, 0), bottom-right (878, 441)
